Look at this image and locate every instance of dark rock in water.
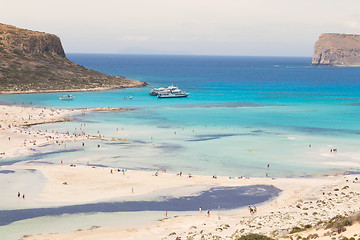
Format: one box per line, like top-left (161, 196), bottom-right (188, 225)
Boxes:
top-left (312, 33), bottom-right (360, 66)
top-left (0, 23), bottom-right (146, 93)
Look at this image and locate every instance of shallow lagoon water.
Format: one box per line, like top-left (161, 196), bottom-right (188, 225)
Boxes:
top-left (0, 211), bottom-right (174, 240)
top-left (21, 107), bottom-right (360, 178)
top-left (1, 55), bottom-right (360, 177)
top-left (1, 55), bottom-right (360, 238)
top-left (0, 185), bottom-right (281, 226)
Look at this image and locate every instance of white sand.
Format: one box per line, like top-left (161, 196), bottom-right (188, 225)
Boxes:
top-left (9, 163), bottom-right (360, 240)
top-left (0, 105), bottom-right (84, 159)
top-left (1, 104), bottom-right (360, 239)
top-left (0, 105), bottom-right (132, 159)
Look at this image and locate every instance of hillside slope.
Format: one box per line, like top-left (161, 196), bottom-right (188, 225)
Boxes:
top-left (0, 23), bottom-right (146, 93)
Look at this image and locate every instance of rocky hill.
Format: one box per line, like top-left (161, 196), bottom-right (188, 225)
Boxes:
top-left (0, 23), bottom-right (146, 93)
top-left (312, 33), bottom-right (360, 66)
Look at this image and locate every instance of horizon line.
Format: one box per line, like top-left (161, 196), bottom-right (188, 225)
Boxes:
top-left (66, 52), bottom-right (313, 58)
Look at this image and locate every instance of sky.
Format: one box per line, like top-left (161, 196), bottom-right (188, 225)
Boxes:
top-left (1, 0), bottom-right (360, 56)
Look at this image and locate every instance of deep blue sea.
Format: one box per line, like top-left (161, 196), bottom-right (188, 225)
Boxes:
top-left (1, 54), bottom-right (360, 177)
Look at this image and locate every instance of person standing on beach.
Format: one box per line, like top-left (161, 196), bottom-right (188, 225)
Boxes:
top-left (248, 205), bottom-right (253, 214)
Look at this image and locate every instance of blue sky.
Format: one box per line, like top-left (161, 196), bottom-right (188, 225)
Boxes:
top-left (2, 0), bottom-right (360, 56)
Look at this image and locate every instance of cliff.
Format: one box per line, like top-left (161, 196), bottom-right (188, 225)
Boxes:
top-left (312, 33), bottom-right (360, 66)
top-left (0, 23), bottom-right (146, 93)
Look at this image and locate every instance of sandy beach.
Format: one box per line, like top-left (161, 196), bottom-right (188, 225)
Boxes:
top-left (0, 105), bottom-right (78, 159)
top-left (8, 163), bottom-right (360, 240)
top-left (1, 104), bottom-right (360, 240)
top-left (0, 105), bottom-right (133, 159)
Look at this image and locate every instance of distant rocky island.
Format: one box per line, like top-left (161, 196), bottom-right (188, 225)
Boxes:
top-left (312, 33), bottom-right (360, 66)
top-left (0, 23), bottom-right (146, 94)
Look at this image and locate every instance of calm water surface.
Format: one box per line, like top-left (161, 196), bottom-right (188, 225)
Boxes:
top-left (1, 54), bottom-right (360, 177)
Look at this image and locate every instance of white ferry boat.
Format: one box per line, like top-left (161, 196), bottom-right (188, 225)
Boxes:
top-left (149, 87), bottom-right (166, 96)
top-left (149, 85), bottom-right (179, 96)
top-left (157, 90), bottom-right (189, 98)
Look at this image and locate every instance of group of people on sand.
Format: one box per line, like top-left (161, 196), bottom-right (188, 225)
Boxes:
top-left (110, 168), bottom-right (127, 174)
top-left (17, 192), bottom-right (25, 199)
top-left (197, 207), bottom-right (211, 217)
top-left (330, 148), bottom-right (338, 153)
top-left (154, 169), bottom-right (167, 176)
top-left (175, 171), bottom-right (194, 178)
top-left (248, 204), bottom-right (257, 214)
top-left (5, 122), bottom-right (89, 156)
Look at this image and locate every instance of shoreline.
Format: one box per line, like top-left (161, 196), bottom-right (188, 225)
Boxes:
top-left (0, 80), bottom-right (148, 95)
top-left (0, 105), bottom-right (134, 159)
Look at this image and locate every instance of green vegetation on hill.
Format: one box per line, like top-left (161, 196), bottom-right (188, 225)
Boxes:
top-left (0, 23), bottom-right (146, 93)
top-left (238, 233), bottom-right (274, 240)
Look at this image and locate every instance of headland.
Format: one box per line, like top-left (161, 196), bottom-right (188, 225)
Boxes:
top-left (312, 33), bottom-right (360, 67)
top-left (0, 23), bottom-right (147, 94)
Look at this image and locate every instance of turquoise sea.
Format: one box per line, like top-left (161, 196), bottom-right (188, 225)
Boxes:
top-left (1, 54), bottom-right (360, 178)
top-left (1, 54), bottom-right (360, 239)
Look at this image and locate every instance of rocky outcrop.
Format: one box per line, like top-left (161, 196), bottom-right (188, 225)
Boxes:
top-left (312, 33), bottom-right (360, 66)
top-left (0, 23), bottom-right (146, 93)
top-left (0, 25), bottom-right (66, 57)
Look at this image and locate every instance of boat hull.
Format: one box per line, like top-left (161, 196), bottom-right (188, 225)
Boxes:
top-left (157, 93), bottom-right (189, 98)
